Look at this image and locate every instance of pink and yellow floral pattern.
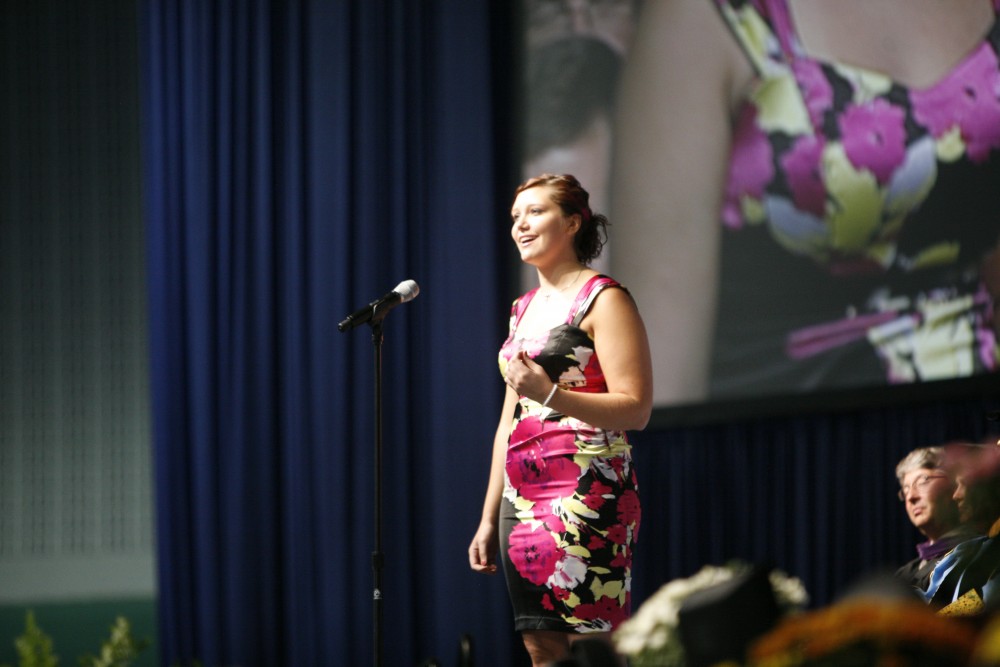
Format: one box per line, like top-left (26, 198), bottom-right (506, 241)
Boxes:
top-left (718, 0), bottom-right (1000, 266)
top-left (497, 275), bottom-right (639, 633)
top-left (709, 0), bottom-right (1000, 396)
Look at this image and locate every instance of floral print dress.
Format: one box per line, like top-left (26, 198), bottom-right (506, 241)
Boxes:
top-left (497, 275), bottom-right (639, 633)
top-left (710, 0), bottom-right (1000, 398)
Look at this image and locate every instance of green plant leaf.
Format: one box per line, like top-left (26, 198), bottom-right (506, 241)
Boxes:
top-left (76, 616), bottom-right (148, 667)
top-left (13, 611), bottom-right (58, 667)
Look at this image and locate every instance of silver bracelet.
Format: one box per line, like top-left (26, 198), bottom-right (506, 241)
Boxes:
top-left (541, 384), bottom-right (558, 407)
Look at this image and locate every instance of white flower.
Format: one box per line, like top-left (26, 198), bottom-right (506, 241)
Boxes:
top-left (613, 562), bottom-right (809, 666)
top-left (547, 553), bottom-right (588, 590)
top-left (770, 571), bottom-right (809, 609)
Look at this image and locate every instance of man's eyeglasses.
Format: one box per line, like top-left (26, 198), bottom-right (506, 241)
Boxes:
top-left (898, 473), bottom-right (947, 501)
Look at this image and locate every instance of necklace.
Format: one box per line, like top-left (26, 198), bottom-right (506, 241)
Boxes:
top-left (539, 267), bottom-right (584, 301)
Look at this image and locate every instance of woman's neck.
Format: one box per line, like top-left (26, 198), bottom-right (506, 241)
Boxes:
top-left (788, 0), bottom-right (995, 90)
top-left (536, 263), bottom-right (588, 297)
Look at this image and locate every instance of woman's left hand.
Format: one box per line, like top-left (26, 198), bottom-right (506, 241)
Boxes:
top-left (504, 350), bottom-right (553, 404)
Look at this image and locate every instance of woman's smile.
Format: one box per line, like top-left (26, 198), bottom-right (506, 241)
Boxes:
top-left (510, 185), bottom-right (578, 267)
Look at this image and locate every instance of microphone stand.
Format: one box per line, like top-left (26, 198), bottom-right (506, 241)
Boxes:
top-left (342, 288), bottom-right (418, 666)
top-left (369, 316), bottom-right (385, 667)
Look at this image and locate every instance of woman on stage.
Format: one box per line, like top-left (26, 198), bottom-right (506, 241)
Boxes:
top-left (468, 173), bottom-right (653, 666)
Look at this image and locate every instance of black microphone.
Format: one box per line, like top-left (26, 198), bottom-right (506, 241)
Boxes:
top-left (338, 279), bottom-right (420, 332)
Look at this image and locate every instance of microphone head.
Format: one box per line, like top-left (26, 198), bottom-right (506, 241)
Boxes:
top-left (394, 279), bottom-right (420, 303)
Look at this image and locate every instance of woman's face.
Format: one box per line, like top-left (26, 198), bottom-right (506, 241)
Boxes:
top-left (510, 185), bottom-right (579, 267)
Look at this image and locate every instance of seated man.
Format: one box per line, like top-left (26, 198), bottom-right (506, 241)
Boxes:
top-left (895, 446), bottom-right (978, 592)
top-left (923, 442), bottom-right (1000, 613)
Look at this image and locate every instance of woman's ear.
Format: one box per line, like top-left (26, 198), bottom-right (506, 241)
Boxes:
top-left (565, 213), bottom-right (582, 235)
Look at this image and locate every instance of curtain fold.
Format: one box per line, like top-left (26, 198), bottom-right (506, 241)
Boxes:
top-left (142, 1), bottom-right (513, 664)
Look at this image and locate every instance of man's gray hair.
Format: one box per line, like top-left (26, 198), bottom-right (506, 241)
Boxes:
top-left (895, 446), bottom-right (946, 484)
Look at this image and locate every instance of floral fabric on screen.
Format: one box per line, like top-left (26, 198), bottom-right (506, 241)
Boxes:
top-left (709, 0), bottom-right (1000, 398)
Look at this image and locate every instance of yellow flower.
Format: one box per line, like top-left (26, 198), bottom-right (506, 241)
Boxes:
top-left (936, 126), bottom-right (966, 162)
top-left (823, 143), bottom-right (883, 252)
top-left (833, 64), bottom-right (893, 103)
top-left (908, 241), bottom-right (961, 270)
top-left (752, 75), bottom-right (812, 135)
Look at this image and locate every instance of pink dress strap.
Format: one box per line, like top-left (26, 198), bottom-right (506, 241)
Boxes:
top-left (760, 0), bottom-right (799, 58)
top-left (509, 288), bottom-right (539, 331)
top-left (567, 275), bottom-right (627, 327)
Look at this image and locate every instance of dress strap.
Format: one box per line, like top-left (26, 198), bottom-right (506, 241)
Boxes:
top-left (760, 0), bottom-right (800, 59)
top-left (568, 275), bottom-right (627, 327)
top-left (713, 0), bottom-right (796, 78)
top-left (509, 288), bottom-right (539, 332)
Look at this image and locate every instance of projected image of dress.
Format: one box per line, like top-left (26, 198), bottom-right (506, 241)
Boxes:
top-left (608, 0), bottom-right (1000, 407)
top-left (711, 1), bottom-right (1000, 398)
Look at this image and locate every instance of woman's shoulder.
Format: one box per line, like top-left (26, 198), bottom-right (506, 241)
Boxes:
top-left (589, 277), bottom-right (634, 305)
top-left (589, 273), bottom-right (621, 287)
top-left (580, 273), bottom-right (630, 298)
top-left (570, 274), bottom-right (637, 325)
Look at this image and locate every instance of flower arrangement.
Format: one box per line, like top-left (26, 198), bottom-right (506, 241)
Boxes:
top-left (613, 562), bottom-right (808, 667)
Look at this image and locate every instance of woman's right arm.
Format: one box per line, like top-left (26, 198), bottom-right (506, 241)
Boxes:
top-left (468, 385), bottom-right (519, 573)
top-left (610, 0), bottom-right (752, 405)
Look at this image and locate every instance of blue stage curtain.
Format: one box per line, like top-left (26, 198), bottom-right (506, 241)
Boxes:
top-left (140, 1), bottom-right (518, 664)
